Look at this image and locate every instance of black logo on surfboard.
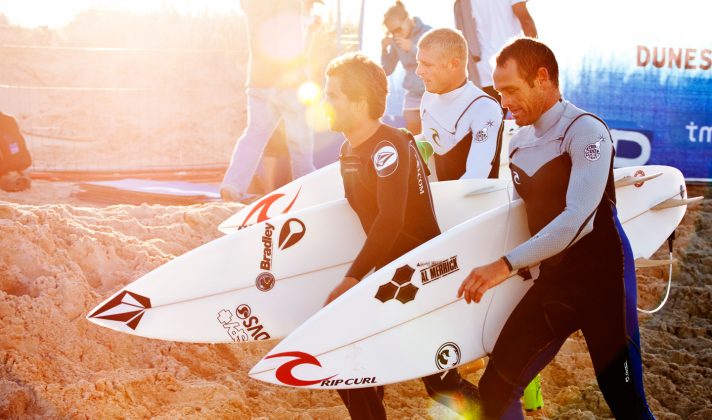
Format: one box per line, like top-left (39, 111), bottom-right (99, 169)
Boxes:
top-left (418, 256), bottom-right (460, 285)
top-left (435, 342), bottom-right (461, 370)
top-left (375, 265), bottom-right (418, 303)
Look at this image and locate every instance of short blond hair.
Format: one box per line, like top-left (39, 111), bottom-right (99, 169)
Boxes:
top-left (417, 28), bottom-right (468, 63)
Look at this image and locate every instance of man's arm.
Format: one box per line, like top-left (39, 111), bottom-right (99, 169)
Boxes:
top-left (459, 116), bottom-right (613, 302)
top-left (512, 2), bottom-right (538, 38)
top-left (381, 38), bottom-right (399, 76)
top-left (462, 98), bottom-right (504, 179)
top-left (326, 141), bottom-right (412, 304)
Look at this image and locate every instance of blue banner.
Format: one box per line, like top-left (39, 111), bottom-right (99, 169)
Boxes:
top-left (531, 0), bottom-right (712, 180)
top-left (362, 1), bottom-right (712, 180)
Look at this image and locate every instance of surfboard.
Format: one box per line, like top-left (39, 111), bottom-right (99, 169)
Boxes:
top-left (217, 121), bottom-right (520, 234)
top-left (217, 162), bottom-right (343, 234)
top-left (248, 165), bottom-right (693, 389)
top-left (87, 178), bottom-right (513, 343)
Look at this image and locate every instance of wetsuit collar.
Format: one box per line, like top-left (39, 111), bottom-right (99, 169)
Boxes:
top-left (350, 123), bottom-right (384, 151)
top-left (533, 98), bottom-right (565, 138)
top-left (420, 82), bottom-right (478, 133)
top-left (436, 79), bottom-right (471, 103)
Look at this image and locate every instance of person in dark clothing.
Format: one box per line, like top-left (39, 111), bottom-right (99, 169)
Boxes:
top-left (0, 111), bottom-right (32, 192)
top-left (457, 38), bottom-right (654, 419)
top-left (322, 53), bottom-right (478, 420)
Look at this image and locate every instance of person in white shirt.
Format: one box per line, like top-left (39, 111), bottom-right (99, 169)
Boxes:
top-left (455, 0), bottom-right (537, 103)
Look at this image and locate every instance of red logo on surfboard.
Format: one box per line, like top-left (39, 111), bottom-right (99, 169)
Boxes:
top-left (265, 351), bottom-right (336, 386)
top-left (278, 218), bottom-right (306, 250)
top-left (88, 290), bottom-right (151, 330)
top-left (633, 169), bottom-right (646, 188)
top-left (239, 188), bottom-right (302, 229)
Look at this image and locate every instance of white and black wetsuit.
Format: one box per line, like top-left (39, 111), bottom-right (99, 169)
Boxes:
top-left (478, 100), bottom-right (654, 419)
top-left (337, 124), bottom-right (478, 420)
top-left (420, 82), bottom-right (503, 181)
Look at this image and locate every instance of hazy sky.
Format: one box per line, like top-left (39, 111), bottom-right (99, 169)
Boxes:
top-left (0, 0), bottom-right (243, 27)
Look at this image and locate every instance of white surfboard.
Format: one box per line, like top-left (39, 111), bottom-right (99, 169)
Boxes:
top-left (87, 178), bottom-right (513, 343)
top-left (248, 166), bottom-right (693, 389)
top-left (218, 162), bottom-right (343, 234)
top-left (218, 122), bottom-right (520, 234)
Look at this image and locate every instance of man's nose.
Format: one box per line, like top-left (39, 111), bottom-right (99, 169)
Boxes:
top-left (500, 94), bottom-right (511, 110)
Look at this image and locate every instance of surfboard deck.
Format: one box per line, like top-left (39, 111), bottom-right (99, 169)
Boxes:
top-left (248, 166), bottom-right (690, 389)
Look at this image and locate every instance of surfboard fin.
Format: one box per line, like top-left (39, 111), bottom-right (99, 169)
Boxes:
top-left (651, 196), bottom-right (703, 210)
top-left (614, 172), bottom-right (663, 188)
top-left (635, 258), bottom-right (676, 269)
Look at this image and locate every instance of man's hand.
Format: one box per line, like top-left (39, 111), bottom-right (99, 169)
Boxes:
top-left (325, 277), bottom-right (360, 306)
top-left (457, 258), bottom-right (511, 304)
top-left (393, 37), bottom-right (412, 52)
top-left (381, 36), bottom-right (392, 50)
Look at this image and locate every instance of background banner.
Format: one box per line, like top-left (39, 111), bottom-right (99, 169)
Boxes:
top-left (362, 1), bottom-right (712, 180)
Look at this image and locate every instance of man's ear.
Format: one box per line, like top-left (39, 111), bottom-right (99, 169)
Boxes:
top-left (536, 67), bottom-right (550, 87)
top-left (450, 56), bottom-right (461, 72)
top-left (353, 97), bottom-right (368, 114)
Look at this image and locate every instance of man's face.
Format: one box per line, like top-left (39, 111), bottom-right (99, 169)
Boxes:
top-left (385, 16), bottom-right (412, 39)
top-left (323, 75), bottom-right (356, 132)
top-left (493, 58), bottom-right (546, 126)
top-left (416, 46), bottom-right (452, 94)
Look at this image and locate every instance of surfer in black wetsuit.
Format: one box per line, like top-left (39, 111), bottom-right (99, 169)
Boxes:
top-left (457, 38), bottom-right (655, 419)
top-left (322, 53), bottom-right (478, 420)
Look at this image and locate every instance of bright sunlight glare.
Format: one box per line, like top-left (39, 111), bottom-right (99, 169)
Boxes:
top-left (0, 0), bottom-right (242, 28)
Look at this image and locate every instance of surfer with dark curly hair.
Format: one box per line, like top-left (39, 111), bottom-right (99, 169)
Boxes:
top-left (323, 52), bottom-right (478, 420)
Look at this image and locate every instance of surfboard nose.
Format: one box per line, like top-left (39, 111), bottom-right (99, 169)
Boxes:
top-left (249, 349), bottom-right (341, 389)
top-left (247, 363), bottom-right (277, 385)
top-left (86, 288), bottom-right (152, 332)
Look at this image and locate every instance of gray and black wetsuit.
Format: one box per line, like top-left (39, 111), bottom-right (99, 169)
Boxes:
top-left (337, 124), bottom-right (478, 419)
top-left (479, 100), bottom-right (654, 419)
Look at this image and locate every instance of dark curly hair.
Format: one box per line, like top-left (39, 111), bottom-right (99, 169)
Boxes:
top-left (326, 53), bottom-right (388, 119)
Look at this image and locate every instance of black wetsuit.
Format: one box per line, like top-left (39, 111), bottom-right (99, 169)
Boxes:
top-left (337, 123), bottom-right (478, 419)
top-left (478, 100), bottom-right (654, 419)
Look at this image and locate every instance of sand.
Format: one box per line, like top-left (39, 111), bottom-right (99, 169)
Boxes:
top-left (1, 11), bottom-right (711, 420)
top-left (0, 183), bottom-right (710, 419)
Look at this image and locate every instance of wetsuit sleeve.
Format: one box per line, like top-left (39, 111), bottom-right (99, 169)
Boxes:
top-left (381, 43), bottom-right (399, 76)
top-left (462, 98), bottom-right (503, 179)
top-left (346, 142), bottom-right (412, 280)
top-left (505, 116), bottom-right (613, 270)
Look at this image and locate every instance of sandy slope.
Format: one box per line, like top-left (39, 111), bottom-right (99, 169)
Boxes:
top-left (0, 184), bottom-right (709, 419)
